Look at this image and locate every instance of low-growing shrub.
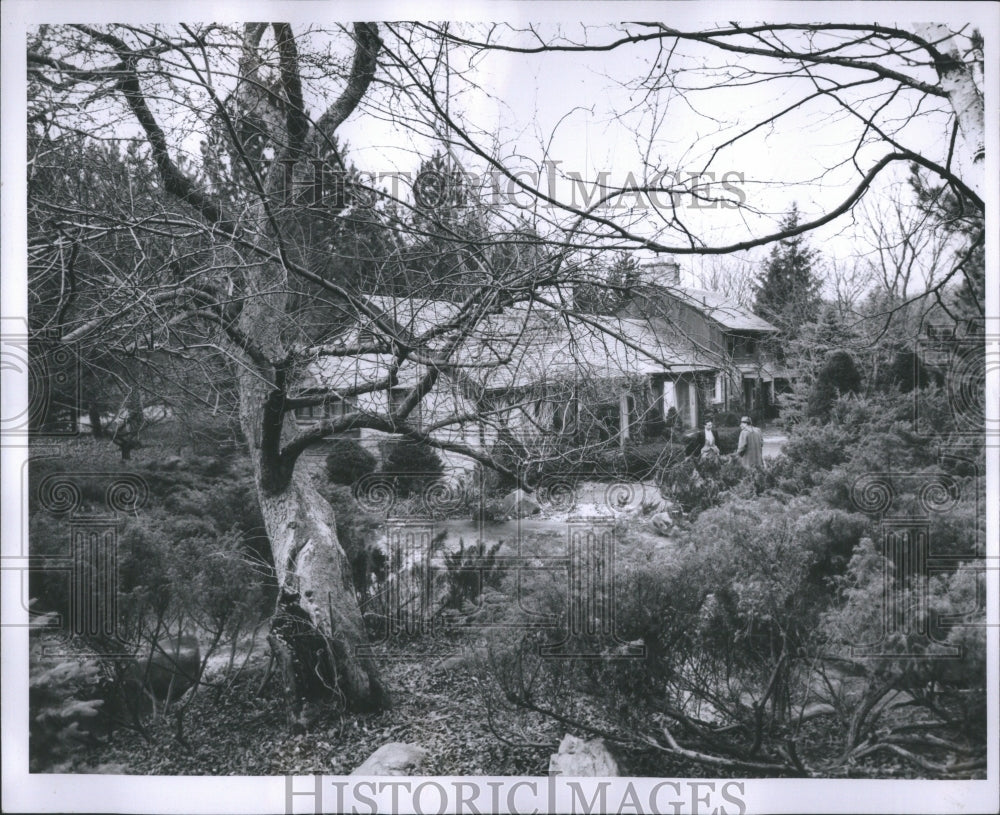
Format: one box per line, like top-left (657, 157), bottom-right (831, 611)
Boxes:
top-left (325, 439), bottom-right (377, 487)
top-left (29, 613), bottom-right (106, 771)
top-left (381, 439), bottom-right (445, 497)
top-left (659, 454), bottom-right (748, 516)
top-left (442, 539), bottom-right (504, 612)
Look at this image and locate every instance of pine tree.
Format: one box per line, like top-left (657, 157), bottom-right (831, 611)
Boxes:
top-left (753, 204), bottom-right (822, 338)
top-left (574, 252), bottom-right (641, 314)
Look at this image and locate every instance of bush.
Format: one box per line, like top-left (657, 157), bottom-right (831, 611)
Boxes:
top-left (807, 350), bottom-right (862, 419)
top-left (381, 439), bottom-right (445, 497)
top-left (660, 454), bottom-right (749, 516)
top-left (664, 406), bottom-right (683, 436)
top-left (324, 439), bottom-right (377, 486)
top-left (713, 426), bottom-right (741, 454)
top-left (29, 614), bottom-right (106, 771)
top-left (442, 539), bottom-right (504, 612)
top-left (714, 411), bottom-right (742, 427)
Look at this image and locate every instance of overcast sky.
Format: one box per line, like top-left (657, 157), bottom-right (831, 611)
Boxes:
top-left (4, 2), bottom-right (997, 298)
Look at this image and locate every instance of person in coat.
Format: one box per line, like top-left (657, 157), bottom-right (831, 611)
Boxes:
top-left (737, 415), bottom-right (764, 468)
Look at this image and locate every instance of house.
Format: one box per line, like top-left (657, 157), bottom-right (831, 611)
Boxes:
top-left (615, 260), bottom-right (787, 421)
top-left (293, 277), bottom-right (780, 472)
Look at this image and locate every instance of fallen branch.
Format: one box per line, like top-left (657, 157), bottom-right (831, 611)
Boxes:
top-left (850, 741), bottom-right (986, 777)
top-left (648, 723), bottom-right (804, 776)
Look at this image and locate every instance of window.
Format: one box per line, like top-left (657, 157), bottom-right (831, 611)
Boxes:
top-left (294, 395), bottom-right (359, 438)
top-left (714, 373), bottom-right (724, 404)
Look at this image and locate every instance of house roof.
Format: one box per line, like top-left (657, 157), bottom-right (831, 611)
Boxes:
top-left (304, 299), bottom-right (719, 396)
top-left (670, 287), bottom-right (778, 333)
top-left (465, 307), bottom-right (716, 391)
top-left (360, 295), bottom-right (464, 339)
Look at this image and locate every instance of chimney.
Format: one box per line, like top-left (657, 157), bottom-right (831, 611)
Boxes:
top-left (642, 257), bottom-right (681, 287)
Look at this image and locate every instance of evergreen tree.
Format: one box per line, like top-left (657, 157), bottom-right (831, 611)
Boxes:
top-left (574, 252), bottom-right (641, 314)
top-left (806, 350), bottom-right (862, 419)
top-left (752, 204), bottom-right (822, 339)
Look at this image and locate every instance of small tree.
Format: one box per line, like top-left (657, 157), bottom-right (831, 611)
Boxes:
top-left (807, 350), bottom-right (863, 419)
top-left (381, 439), bottom-right (445, 497)
top-left (753, 204), bottom-right (822, 342)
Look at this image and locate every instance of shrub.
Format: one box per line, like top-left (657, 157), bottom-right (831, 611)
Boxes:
top-left (664, 406), bottom-right (683, 436)
top-left (714, 411), bottom-right (742, 427)
top-left (660, 454), bottom-right (749, 516)
top-left (324, 439), bottom-right (377, 486)
top-left (713, 426), bottom-right (741, 454)
top-left (807, 350), bottom-right (862, 419)
top-left (781, 423), bottom-right (854, 473)
top-left (442, 539), bottom-right (504, 612)
top-left (29, 613), bottom-right (106, 771)
top-left (381, 439), bottom-right (445, 497)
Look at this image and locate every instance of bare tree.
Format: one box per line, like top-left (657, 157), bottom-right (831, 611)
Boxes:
top-left (25, 19), bottom-right (986, 729)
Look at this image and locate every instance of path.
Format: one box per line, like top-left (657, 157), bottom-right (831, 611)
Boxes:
top-left (761, 429), bottom-right (788, 459)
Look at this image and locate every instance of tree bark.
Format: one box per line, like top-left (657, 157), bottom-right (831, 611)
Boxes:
top-left (236, 266), bottom-right (388, 725)
top-left (225, 22), bottom-right (387, 723)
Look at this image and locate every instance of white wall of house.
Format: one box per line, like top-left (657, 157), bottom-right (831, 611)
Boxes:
top-left (662, 377), bottom-right (699, 427)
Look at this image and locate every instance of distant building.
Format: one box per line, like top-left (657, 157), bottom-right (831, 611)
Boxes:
top-left (296, 274), bottom-right (782, 471)
top-left (615, 260), bottom-right (787, 421)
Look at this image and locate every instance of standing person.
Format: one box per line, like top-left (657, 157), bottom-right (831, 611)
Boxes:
top-left (701, 420), bottom-right (721, 458)
top-left (737, 415), bottom-right (764, 469)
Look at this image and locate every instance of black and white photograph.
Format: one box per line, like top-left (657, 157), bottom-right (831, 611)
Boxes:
top-left (2, 2), bottom-right (997, 813)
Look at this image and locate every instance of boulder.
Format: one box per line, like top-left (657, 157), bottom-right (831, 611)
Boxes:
top-left (351, 742), bottom-right (427, 776)
top-left (500, 488), bottom-right (541, 519)
top-left (650, 510), bottom-right (674, 536)
top-left (548, 734), bottom-right (619, 776)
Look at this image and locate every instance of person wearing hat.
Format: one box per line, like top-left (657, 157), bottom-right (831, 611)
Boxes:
top-left (737, 415), bottom-right (764, 469)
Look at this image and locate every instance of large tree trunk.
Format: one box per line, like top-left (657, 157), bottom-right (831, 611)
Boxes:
top-left (238, 369), bottom-right (388, 726)
top-left (225, 22), bottom-right (387, 725)
top-left (260, 469), bottom-right (388, 722)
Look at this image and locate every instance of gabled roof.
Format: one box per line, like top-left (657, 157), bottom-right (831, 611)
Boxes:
top-left (464, 307), bottom-right (716, 391)
top-left (360, 295), bottom-right (463, 339)
top-left (668, 287), bottom-right (778, 333)
top-left (304, 299), bottom-right (719, 396)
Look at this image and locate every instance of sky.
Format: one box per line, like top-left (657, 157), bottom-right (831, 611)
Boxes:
top-left (7, 5), bottom-right (994, 299)
top-left (328, 16), bottom-right (985, 292)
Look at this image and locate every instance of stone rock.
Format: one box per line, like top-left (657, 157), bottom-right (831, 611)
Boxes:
top-left (500, 488), bottom-right (541, 519)
top-left (351, 742), bottom-right (427, 776)
top-left (548, 734), bottom-right (619, 777)
top-left (650, 510), bottom-right (674, 536)
top-left (161, 455), bottom-right (185, 471)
